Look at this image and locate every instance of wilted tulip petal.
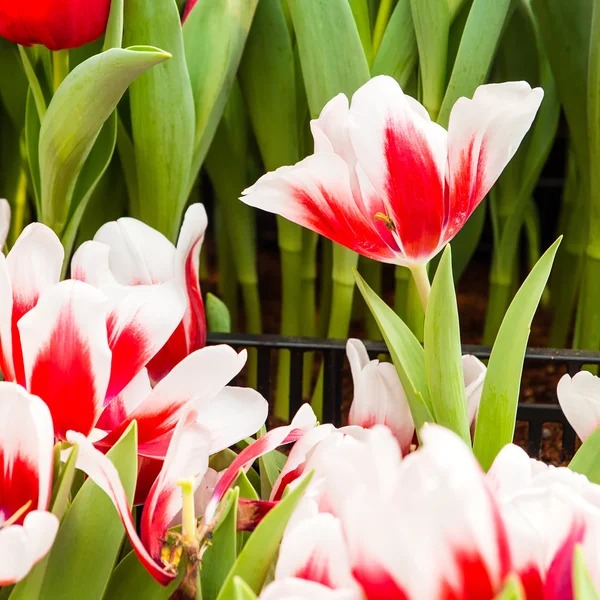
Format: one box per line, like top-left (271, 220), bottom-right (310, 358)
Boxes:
top-left (0, 199), bottom-right (9, 249)
top-left (557, 371), bottom-right (600, 441)
top-left (0, 0), bottom-right (112, 50)
top-left (0, 224), bottom-right (64, 384)
top-left (346, 339), bottom-right (413, 453)
top-left (18, 280), bottom-right (111, 440)
top-left (242, 76), bottom-right (542, 268)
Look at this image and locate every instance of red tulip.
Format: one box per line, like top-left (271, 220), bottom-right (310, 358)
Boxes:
top-left (242, 76), bottom-right (543, 269)
top-left (0, 0), bottom-right (111, 50)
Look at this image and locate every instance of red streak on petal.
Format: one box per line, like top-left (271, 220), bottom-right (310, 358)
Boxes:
top-left (383, 122), bottom-right (445, 261)
top-left (519, 565), bottom-right (545, 600)
top-left (29, 304), bottom-right (99, 439)
top-left (440, 551), bottom-right (497, 600)
top-left (0, 449), bottom-right (39, 525)
top-left (294, 552), bottom-right (335, 588)
top-left (146, 321), bottom-right (188, 383)
top-left (352, 563), bottom-right (409, 599)
top-left (543, 519), bottom-right (586, 600)
top-left (272, 465), bottom-right (305, 502)
top-left (294, 186), bottom-right (396, 262)
top-left (184, 238), bottom-right (206, 352)
top-left (105, 310), bottom-right (152, 401)
top-left (134, 457), bottom-right (163, 506)
top-left (445, 138), bottom-right (487, 243)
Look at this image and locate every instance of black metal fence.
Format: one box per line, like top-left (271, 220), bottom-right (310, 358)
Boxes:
top-left (207, 333), bottom-right (600, 462)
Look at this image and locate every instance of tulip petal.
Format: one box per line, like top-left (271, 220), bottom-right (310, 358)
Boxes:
top-left (0, 382), bottom-right (55, 515)
top-left (276, 513), bottom-right (357, 590)
top-left (446, 82), bottom-right (543, 242)
top-left (93, 217), bottom-right (176, 286)
top-left (260, 580), bottom-right (361, 600)
top-left (97, 346), bottom-right (247, 458)
top-left (193, 386), bottom-right (268, 454)
top-left (3, 224), bottom-right (64, 385)
top-left (348, 75), bottom-right (447, 262)
top-left (241, 154), bottom-right (397, 263)
top-left (0, 511), bottom-right (59, 585)
top-left (104, 282), bottom-right (187, 400)
top-left (0, 199), bottom-right (9, 249)
top-left (19, 280), bottom-right (111, 439)
top-left (204, 404), bottom-right (318, 523)
top-left (346, 339), bottom-right (414, 453)
top-left (66, 429), bottom-right (178, 585)
top-left (71, 241), bottom-right (119, 286)
top-left (557, 372), bottom-right (600, 441)
top-left (0, 255), bottom-right (14, 382)
top-left (463, 354), bottom-right (486, 427)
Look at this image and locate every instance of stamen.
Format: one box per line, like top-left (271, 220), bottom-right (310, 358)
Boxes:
top-left (3, 500), bottom-right (32, 528)
top-left (374, 212), bottom-right (397, 232)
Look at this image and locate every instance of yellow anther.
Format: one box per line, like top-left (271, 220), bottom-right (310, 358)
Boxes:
top-left (374, 212), bottom-right (396, 232)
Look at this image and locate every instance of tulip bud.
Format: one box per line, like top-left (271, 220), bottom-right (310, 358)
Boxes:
top-left (0, 0), bottom-right (111, 50)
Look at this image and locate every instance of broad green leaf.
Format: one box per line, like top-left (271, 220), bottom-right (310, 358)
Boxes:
top-left (60, 113), bottom-right (117, 264)
top-left (184, 0), bottom-right (257, 191)
top-left (424, 246), bottom-right (471, 444)
top-left (39, 46), bottom-right (170, 237)
top-left (234, 577), bottom-right (259, 600)
top-left (216, 473), bottom-right (314, 599)
top-left (287, 0), bottom-right (370, 116)
top-left (10, 447), bottom-right (80, 600)
top-left (437, 0), bottom-right (512, 127)
top-left (201, 488), bottom-right (240, 600)
top-left (495, 575), bottom-right (525, 600)
top-left (473, 238), bottom-right (562, 471)
top-left (354, 270), bottom-right (434, 433)
top-left (124, 0), bottom-right (193, 240)
top-left (532, 0), bottom-right (592, 165)
top-left (102, 551), bottom-right (181, 600)
top-left (569, 427), bottom-right (600, 484)
top-left (573, 544), bottom-right (600, 600)
top-left (410, 0), bottom-right (450, 119)
top-left (25, 90), bottom-right (41, 216)
top-left (207, 293), bottom-right (232, 334)
top-left (39, 423), bottom-right (138, 600)
top-left (233, 469), bottom-right (260, 501)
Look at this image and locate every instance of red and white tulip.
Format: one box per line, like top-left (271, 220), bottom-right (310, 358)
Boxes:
top-left (557, 371), bottom-right (600, 442)
top-left (73, 203), bottom-right (208, 382)
top-left (242, 76), bottom-right (543, 269)
top-left (0, 383), bottom-right (58, 585)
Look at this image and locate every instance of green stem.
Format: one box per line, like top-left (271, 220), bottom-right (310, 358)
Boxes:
top-left (52, 49), bottom-right (69, 92)
top-left (372, 0), bottom-right (394, 57)
top-left (318, 239), bottom-right (333, 337)
top-left (301, 230), bottom-right (318, 397)
top-left (483, 279), bottom-right (513, 345)
top-left (394, 265), bottom-right (410, 320)
top-left (408, 263), bottom-right (431, 311)
top-left (214, 205), bottom-right (239, 327)
top-left (360, 258), bottom-right (383, 340)
top-left (574, 254), bottom-right (600, 351)
top-left (405, 274), bottom-right (425, 341)
top-left (18, 46), bottom-right (47, 121)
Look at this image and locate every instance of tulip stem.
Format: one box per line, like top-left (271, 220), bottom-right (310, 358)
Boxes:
top-left (409, 263), bottom-right (431, 312)
top-left (53, 50), bottom-right (69, 92)
top-left (177, 477), bottom-right (197, 544)
top-left (372, 0), bottom-right (394, 57)
top-left (18, 46), bottom-right (47, 121)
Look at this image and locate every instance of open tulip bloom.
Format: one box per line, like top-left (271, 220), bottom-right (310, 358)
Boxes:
top-left (242, 75), bottom-right (543, 306)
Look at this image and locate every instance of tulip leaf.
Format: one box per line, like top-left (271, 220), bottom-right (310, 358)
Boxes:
top-left (206, 293), bottom-right (232, 334)
top-left (569, 427), bottom-right (600, 485)
top-left (233, 469), bottom-right (260, 501)
top-left (201, 488), bottom-right (240, 600)
top-left (123, 0), bottom-right (194, 240)
top-left (573, 544), bottom-right (600, 600)
top-left (0, 39), bottom-right (28, 128)
top-left (25, 90), bottom-right (41, 216)
top-left (38, 46), bottom-right (170, 238)
top-left (102, 551), bottom-right (182, 600)
top-left (371, 0), bottom-right (417, 87)
top-left (473, 238), bottom-right (562, 471)
top-left (495, 575), bottom-right (525, 600)
top-left (354, 270), bottom-right (434, 434)
top-left (216, 473), bottom-right (314, 599)
top-left (437, 0), bottom-right (512, 127)
top-left (9, 446), bottom-right (80, 600)
top-left (103, 0), bottom-right (124, 50)
top-left (60, 112), bottom-right (117, 265)
top-left (234, 577), bottom-right (259, 600)
top-left (183, 0), bottom-right (257, 191)
top-left (424, 246), bottom-right (471, 445)
top-left (287, 0), bottom-right (370, 116)
top-left (39, 422), bottom-right (138, 600)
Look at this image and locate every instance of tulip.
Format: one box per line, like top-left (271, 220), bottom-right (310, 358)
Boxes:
top-left (0, 0), bottom-right (111, 50)
top-left (242, 76), bottom-right (543, 304)
top-left (346, 339), bottom-right (486, 449)
top-left (557, 371), bottom-right (600, 441)
top-left (73, 203), bottom-right (208, 382)
top-left (0, 382), bottom-right (58, 584)
top-left (488, 444), bottom-right (600, 598)
top-left (0, 199), bottom-right (9, 249)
